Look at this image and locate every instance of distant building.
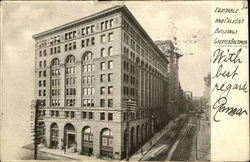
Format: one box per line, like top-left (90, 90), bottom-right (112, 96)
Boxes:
top-left (203, 72), bottom-right (211, 120)
top-left (32, 5), bottom-right (169, 160)
top-left (155, 40), bottom-right (183, 119)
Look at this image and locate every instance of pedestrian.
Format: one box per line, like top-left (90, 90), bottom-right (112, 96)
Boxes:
top-left (64, 144), bottom-right (66, 154)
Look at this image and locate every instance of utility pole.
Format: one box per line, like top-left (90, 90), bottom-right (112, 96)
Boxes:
top-left (125, 99), bottom-right (136, 161)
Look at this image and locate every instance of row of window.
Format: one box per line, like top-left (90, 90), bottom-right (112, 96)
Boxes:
top-left (39, 33), bottom-right (114, 58)
top-left (39, 50), bottom-right (47, 57)
top-left (100, 86), bottom-right (113, 95)
top-left (100, 19), bottom-right (114, 31)
top-left (82, 25), bottom-right (95, 36)
top-left (83, 87), bottom-right (94, 95)
top-left (100, 60), bottom-right (113, 70)
top-left (124, 60), bottom-right (136, 74)
top-left (65, 30), bottom-right (77, 41)
top-left (82, 99), bottom-right (94, 107)
top-left (47, 110), bottom-right (113, 121)
top-left (37, 18), bottom-right (114, 49)
top-left (83, 75), bottom-right (94, 84)
top-left (51, 89), bottom-right (60, 96)
top-left (81, 37), bottom-right (95, 48)
top-left (65, 42), bottom-right (76, 52)
top-left (38, 89), bottom-right (46, 96)
top-left (83, 64), bottom-right (94, 73)
top-left (39, 60), bottom-right (47, 68)
top-left (66, 77), bottom-right (75, 85)
top-left (51, 79), bottom-right (60, 86)
top-left (66, 88), bottom-right (76, 96)
top-left (50, 46), bottom-right (60, 55)
top-left (100, 73), bottom-right (113, 82)
top-left (123, 86), bottom-right (137, 97)
top-left (101, 33), bottom-right (114, 43)
top-left (39, 70), bottom-right (47, 77)
top-left (51, 99), bottom-right (60, 106)
top-left (123, 73), bottom-right (136, 85)
top-left (51, 69), bottom-right (60, 76)
top-left (100, 99), bottom-right (113, 107)
top-left (39, 80), bottom-right (46, 87)
top-left (66, 66), bottom-right (76, 74)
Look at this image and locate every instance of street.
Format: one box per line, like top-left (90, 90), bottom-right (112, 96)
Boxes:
top-left (141, 112), bottom-right (210, 161)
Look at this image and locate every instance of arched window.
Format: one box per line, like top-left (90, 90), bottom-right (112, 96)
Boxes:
top-left (100, 128), bottom-right (113, 158)
top-left (65, 55), bottom-right (76, 107)
top-left (101, 48), bottom-right (106, 57)
top-left (82, 126), bottom-right (93, 155)
top-left (108, 47), bottom-right (113, 56)
top-left (82, 52), bottom-right (95, 107)
top-left (51, 58), bottom-right (60, 107)
top-left (50, 123), bottom-right (59, 148)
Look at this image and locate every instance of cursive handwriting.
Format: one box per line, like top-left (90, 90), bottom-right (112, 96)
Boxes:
top-left (213, 48), bottom-right (243, 64)
top-left (211, 81), bottom-right (248, 98)
top-left (213, 97), bottom-right (248, 122)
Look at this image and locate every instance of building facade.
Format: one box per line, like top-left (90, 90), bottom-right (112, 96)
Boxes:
top-left (155, 40), bottom-right (183, 119)
top-left (33, 5), bottom-right (169, 160)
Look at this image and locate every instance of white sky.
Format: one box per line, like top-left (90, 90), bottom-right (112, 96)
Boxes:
top-left (2, 1), bottom-right (211, 160)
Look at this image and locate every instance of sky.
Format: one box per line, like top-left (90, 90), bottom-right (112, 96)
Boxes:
top-left (1, 1), bottom-right (211, 160)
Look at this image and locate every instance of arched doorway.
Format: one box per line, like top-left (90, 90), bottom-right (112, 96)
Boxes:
top-left (141, 124), bottom-right (144, 146)
top-left (136, 125), bottom-right (140, 149)
top-left (82, 126), bottom-right (93, 156)
top-left (100, 128), bottom-right (113, 158)
top-left (130, 127), bottom-right (135, 155)
top-left (64, 123), bottom-right (76, 149)
top-left (50, 123), bottom-right (59, 149)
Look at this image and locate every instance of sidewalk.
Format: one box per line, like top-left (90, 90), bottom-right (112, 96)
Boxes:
top-left (130, 114), bottom-right (187, 161)
top-left (23, 144), bottom-right (104, 161)
top-left (197, 117), bottom-right (211, 161)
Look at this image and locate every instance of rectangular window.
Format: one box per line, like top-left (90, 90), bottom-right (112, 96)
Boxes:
top-left (91, 37), bottom-right (95, 45)
top-left (100, 74), bottom-right (105, 82)
top-left (100, 112), bottom-right (105, 120)
top-left (100, 87), bottom-right (105, 95)
top-left (108, 33), bottom-right (114, 41)
top-left (101, 35), bottom-right (106, 43)
top-left (100, 62), bottom-right (105, 70)
top-left (89, 112), bottom-right (93, 119)
top-left (108, 99), bottom-right (113, 107)
top-left (83, 99), bottom-right (87, 107)
top-left (81, 40), bottom-right (85, 48)
top-left (101, 22), bottom-right (105, 30)
top-left (100, 99), bottom-right (105, 107)
top-left (108, 86), bottom-right (113, 95)
top-left (108, 73), bottom-right (113, 82)
top-left (71, 111), bottom-right (75, 118)
top-left (82, 111), bottom-right (87, 119)
top-left (110, 19), bottom-right (114, 28)
top-left (91, 25), bottom-right (95, 33)
top-left (108, 60), bottom-right (113, 69)
top-left (108, 113), bottom-right (113, 121)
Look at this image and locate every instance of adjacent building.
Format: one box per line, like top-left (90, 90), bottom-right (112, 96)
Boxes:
top-left (33, 5), bottom-right (169, 160)
top-left (155, 40), bottom-right (183, 119)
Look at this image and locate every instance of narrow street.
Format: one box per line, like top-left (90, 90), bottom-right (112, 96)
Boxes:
top-left (141, 111), bottom-right (210, 161)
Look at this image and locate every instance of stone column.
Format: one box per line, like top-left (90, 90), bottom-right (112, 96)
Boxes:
top-left (59, 64), bottom-right (65, 107)
top-left (75, 61), bottom-right (82, 107)
top-left (58, 122), bottom-right (65, 150)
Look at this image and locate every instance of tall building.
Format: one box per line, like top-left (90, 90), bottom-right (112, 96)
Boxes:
top-left (155, 40), bottom-right (182, 119)
top-left (32, 5), bottom-right (169, 160)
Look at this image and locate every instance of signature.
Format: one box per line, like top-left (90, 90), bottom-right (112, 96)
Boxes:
top-left (213, 97), bottom-right (248, 122)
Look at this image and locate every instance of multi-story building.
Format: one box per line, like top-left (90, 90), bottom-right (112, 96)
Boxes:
top-left (32, 5), bottom-right (169, 160)
top-left (155, 40), bottom-right (182, 120)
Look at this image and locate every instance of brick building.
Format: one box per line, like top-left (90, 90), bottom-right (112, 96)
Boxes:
top-left (32, 5), bottom-right (169, 160)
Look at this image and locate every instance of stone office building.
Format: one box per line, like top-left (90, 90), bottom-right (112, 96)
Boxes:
top-left (33, 5), bottom-right (169, 160)
top-left (155, 40), bottom-right (183, 120)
